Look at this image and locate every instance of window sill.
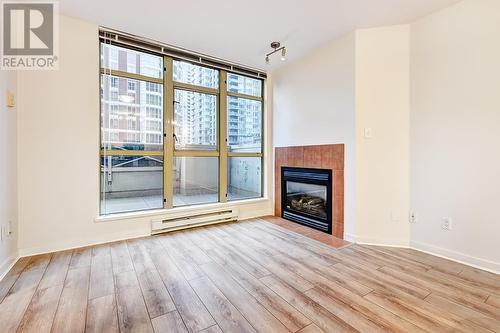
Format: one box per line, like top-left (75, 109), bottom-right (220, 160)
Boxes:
top-left (94, 197), bottom-right (270, 223)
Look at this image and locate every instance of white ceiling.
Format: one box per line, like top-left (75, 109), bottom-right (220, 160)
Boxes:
top-left (60, 0), bottom-right (460, 71)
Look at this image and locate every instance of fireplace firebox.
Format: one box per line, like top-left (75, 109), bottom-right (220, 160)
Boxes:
top-left (281, 167), bottom-right (332, 234)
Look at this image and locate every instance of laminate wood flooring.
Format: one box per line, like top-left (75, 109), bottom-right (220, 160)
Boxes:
top-left (0, 218), bottom-right (499, 333)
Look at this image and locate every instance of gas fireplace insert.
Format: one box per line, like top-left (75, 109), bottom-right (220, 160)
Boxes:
top-left (281, 166), bottom-right (332, 234)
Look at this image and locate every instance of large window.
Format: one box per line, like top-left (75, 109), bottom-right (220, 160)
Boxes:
top-left (100, 42), bottom-right (264, 215)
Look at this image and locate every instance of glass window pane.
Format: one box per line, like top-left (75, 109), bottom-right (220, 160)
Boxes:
top-left (227, 96), bottom-right (262, 153)
top-left (173, 157), bottom-right (218, 206)
top-left (173, 60), bottom-right (219, 89)
top-left (100, 43), bottom-right (163, 79)
top-left (100, 155), bottom-right (163, 215)
top-left (227, 73), bottom-right (262, 97)
top-left (228, 157), bottom-right (262, 201)
top-left (174, 89), bottom-right (217, 150)
top-left (101, 75), bottom-right (163, 151)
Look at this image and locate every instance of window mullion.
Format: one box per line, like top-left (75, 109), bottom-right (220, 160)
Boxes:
top-left (219, 71), bottom-right (228, 203)
top-left (164, 56), bottom-right (174, 209)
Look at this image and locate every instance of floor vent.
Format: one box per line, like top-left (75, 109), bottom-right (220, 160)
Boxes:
top-left (151, 208), bottom-right (238, 235)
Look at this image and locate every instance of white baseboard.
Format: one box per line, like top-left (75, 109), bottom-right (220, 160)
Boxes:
top-left (18, 229), bottom-right (150, 257)
top-left (410, 240), bottom-right (500, 275)
top-left (0, 252), bottom-right (20, 281)
top-left (345, 233), bottom-right (500, 275)
top-left (345, 233), bottom-right (410, 247)
top-left (344, 233), bottom-right (356, 243)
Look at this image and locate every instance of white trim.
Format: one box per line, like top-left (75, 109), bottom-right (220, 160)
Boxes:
top-left (0, 252), bottom-right (20, 281)
top-left (346, 233), bottom-right (410, 247)
top-left (18, 229), bottom-right (149, 258)
top-left (410, 240), bottom-right (500, 275)
top-left (95, 197), bottom-right (270, 223)
top-left (343, 233), bottom-right (356, 243)
top-left (346, 233), bottom-right (500, 275)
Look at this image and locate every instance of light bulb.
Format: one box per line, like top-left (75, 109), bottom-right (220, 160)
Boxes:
top-left (280, 48), bottom-right (286, 61)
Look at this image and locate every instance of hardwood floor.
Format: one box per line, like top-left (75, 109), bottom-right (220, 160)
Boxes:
top-left (261, 216), bottom-right (351, 249)
top-left (0, 218), bottom-right (499, 333)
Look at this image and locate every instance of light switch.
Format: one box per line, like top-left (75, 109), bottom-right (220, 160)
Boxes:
top-left (6, 91), bottom-right (15, 107)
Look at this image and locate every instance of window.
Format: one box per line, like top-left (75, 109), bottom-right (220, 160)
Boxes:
top-left (100, 45), bottom-right (164, 215)
top-left (100, 41), bottom-right (264, 215)
top-left (100, 155), bottom-right (164, 215)
top-left (228, 157), bottom-right (262, 201)
top-left (147, 94), bottom-right (161, 106)
top-left (173, 60), bottom-right (219, 89)
top-left (227, 73), bottom-right (262, 97)
top-left (226, 74), bottom-right (263, 202)
top-left (101, 75), bottom-right (163, 151)
top-left (127, 81), bottom-right (136, 91)
top-left (173, 157), bottom-right (218, 206)
top-left (146, 82), bottom-right (161, 93)
top-left (174, 90), bottom-right (217, 150)
top-left (101, 43), bottom-right (163, 79)
top-left (227, 97), bottom-right (262, 153)
top-left (110, 77), bottom-right (118, 88)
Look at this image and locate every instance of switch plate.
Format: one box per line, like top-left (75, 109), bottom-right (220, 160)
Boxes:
top-left (363, 128), bottom-right (372, 139)
top-left (6, 91), bottom-right (15, 108)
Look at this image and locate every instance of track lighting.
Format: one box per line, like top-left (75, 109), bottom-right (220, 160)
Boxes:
top-left (265, 41), bottom-right (287, 64)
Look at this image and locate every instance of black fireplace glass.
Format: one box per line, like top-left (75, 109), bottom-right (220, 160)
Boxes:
top-left (286, 181), bottom-right (327, 219)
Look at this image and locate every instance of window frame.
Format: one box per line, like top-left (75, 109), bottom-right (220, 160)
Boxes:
top-left (99, 42), bottom-right (264, 215)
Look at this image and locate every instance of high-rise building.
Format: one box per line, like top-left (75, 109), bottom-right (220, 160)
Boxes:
top-left (101, 44), bottom-right (164, 151)
top-left (101, 48), bottom-right (261, 153)
top-left (227, 73), bottom-right (262, 152)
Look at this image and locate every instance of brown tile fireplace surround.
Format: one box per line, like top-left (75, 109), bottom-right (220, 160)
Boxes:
top-left (275, 144), bottom-right (344, 239)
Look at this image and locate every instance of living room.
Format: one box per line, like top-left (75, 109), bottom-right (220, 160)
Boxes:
top-left (0, 0), bottom-right (499, 332)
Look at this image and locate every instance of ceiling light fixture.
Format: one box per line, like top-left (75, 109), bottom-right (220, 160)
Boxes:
top-left (265, 41), bottom-right (286, 64)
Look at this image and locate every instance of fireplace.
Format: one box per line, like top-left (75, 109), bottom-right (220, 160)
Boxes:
top-left (281, 167), bottom-right (332, 234)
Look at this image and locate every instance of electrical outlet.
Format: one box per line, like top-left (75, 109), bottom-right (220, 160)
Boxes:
top-left (442, 217), bottom-right (452, 231)
top-left (363, 128), bottom-right (373, 139)
top-left (409, 210), bottom-right (417, 223)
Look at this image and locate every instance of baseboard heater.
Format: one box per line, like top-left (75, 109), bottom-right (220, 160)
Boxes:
top-left (151, 208), bottom-right (239, 235)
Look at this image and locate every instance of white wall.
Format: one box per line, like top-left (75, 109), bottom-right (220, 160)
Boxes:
top-left (410, 0), bottom-right (500, 271)
top-left (0, 71), bottom-right (18, 277)
top-left (17, 15), bottom-right (273, 255)
top-left (272, 33), bottom-right (356, 237)
top-left (354, 26), bottom-right (411, 246)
